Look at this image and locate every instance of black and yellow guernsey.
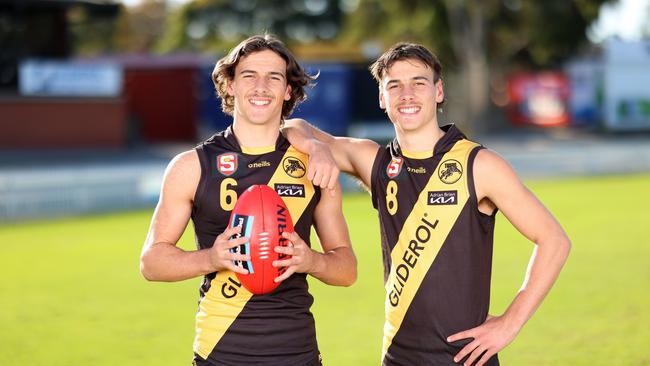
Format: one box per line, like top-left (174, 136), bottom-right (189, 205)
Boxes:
top-left (191, 126), bottom-right (321, 366)
top-left (370, 124), bottom-right (499, 366)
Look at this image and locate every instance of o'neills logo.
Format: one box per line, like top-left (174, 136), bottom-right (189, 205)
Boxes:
top-left (386, 157), bottom-right (403, 178)
top-left (438, 159), bottom-right (463, 184)
top-left (248, 160), bottom-right (271, 169)
top-left (388, 216), bottom-right (439, 307)
top-left (407, 166), bottom-right (426, 174)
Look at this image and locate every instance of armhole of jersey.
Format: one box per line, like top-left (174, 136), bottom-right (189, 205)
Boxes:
top-left (192, 144), bottom-right (209, 215)
top-left (369, 147), bottom-right (385, 210)
top-left (468, 146), bottom-right (499, 219)
top-left (313, 182), bottom-right (322, 207)
top-left (467, 145), bottom-right (483, 209)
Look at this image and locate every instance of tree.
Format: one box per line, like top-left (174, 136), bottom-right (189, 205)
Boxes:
top-left (113, 0), bottom-right (168, 54)
top-left (338, 0), bottom-right (616, 131)
top-left (157, 0), bottom-right (344, 53)
top-left (75, 0), bottom-right (617, 131)
top-left (68, 0), bottom-right (168, 56)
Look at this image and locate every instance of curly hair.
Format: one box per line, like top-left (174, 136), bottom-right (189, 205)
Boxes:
top-left (369, 42), bottom-right (445, 107)
top-left (212, 34), bottom-right (316, 119)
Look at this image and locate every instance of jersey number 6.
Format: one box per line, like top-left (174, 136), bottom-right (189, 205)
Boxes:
top-left (220, 178), bottom-right (238, 211)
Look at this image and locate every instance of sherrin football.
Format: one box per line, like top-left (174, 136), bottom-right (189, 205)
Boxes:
top-left (227, 184), bottom-right (293, 295)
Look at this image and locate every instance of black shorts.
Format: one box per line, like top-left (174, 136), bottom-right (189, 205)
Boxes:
top-left (192, 353), bottom-right (322, 366)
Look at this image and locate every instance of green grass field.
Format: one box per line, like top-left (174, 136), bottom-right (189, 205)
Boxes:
top-left (1, 174), bottom-right (649, 365)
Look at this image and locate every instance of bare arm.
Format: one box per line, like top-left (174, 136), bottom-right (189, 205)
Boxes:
top-left (448, 149), bottom-right (571, 366)
top-left (273, 183), bottom-right (357, 286)
top-left (139, 151), bottom-right (250, 282)
top-left (282, 118), bottom-right (379, 189)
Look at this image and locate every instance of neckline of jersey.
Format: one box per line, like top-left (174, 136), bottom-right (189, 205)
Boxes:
top-left (240, 145), bottom-right (275, 155)
top-left (391, 124), bottom-right (462, 159)
top-left (401, 149), bottom-right (434, 159)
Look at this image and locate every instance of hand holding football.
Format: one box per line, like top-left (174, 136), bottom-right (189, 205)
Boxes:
top-left (227, 184), bottom-right (294, 295)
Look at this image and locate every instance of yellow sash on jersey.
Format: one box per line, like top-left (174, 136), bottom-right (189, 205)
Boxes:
top-left (194, 147), bottom-right (316, 358)
top-left (381, 139), bottom-right (479, 360)
top-left (194, 271), bottom-right (253, 358)
top-left (266, 146), bottom-right (316, 219)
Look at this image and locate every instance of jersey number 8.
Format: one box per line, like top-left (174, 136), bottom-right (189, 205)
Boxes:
top-left (386, 180), bottom-right (398, 215)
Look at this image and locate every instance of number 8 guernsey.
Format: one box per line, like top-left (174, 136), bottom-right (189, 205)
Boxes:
top-left (370, 124), bottom-right (499, 366)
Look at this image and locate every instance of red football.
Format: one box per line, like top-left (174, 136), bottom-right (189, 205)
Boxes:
top-left (227, 184), bottom-right (293, 295)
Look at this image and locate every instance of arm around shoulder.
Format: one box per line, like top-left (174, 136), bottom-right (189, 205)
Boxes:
top-left (283, 118), bottom-right (379, 187)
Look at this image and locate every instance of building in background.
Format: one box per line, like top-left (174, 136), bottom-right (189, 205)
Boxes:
top-left (0, 0), bottom-right (125, 148)
top-left (506, 72), bottom-right (571, 127)
top-left (603, 38), bottom-right (650, 131)
top-left (507, 39), bottom-right (650, 131)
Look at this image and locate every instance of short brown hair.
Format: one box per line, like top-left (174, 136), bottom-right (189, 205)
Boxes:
top-left (369, 42), bottom-right (445, 107)
top-left (212, 34), bottom-right (316, 118)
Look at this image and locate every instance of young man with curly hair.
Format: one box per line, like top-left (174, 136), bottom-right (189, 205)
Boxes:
top-left (140, 34), bottom-right (356, 366)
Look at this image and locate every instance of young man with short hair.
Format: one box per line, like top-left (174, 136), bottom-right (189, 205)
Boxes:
top-left (284, 42), bottom-right (570, 366)
top-left (140, 34), bottom-right (356, 366)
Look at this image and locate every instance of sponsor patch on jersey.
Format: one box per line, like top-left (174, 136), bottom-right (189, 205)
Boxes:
top-left (427, 190), bottom-right (458, 205)
top-left (282, 156), bottom-right (306, 178)
top-left (216, 153), bottom-right (238, 176)
top-left (388, 215), bottom-right (439, 307)
top-left (274, 183), bottom-right (305, 197)
top-left (438, 159), bottom-right (463, 184)
top-left (386, 157), bottom-right (404, 178)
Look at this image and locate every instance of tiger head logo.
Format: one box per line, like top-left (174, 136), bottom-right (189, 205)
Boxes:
top-left (282, 156), bottom-right (306, 178)
top-left (438, 159), bottom-right (463, 184)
